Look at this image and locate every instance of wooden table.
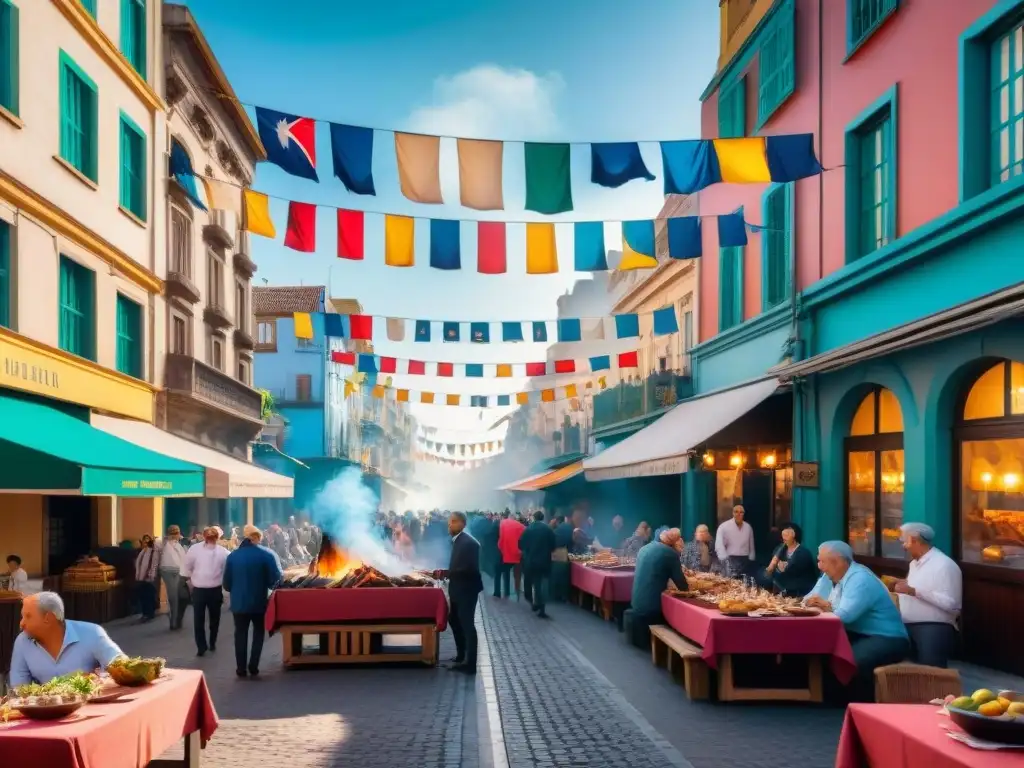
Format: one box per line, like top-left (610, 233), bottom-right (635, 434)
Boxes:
top-left (281, 622), bottom-right (439, 667)
top-left (569, 563), bottom-right (634, 622)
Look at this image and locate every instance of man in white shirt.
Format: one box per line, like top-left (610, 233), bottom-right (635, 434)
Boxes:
top-left (6, 554), bottom-right (30, 594)
top-left (893, 522), bottom-right (962, 668)
top-left (180, 526), bottom-right (228, 656)
top-left (715, 505), bottom-right (756, 578)
top-left (155, 525), bottom-right (188, 631)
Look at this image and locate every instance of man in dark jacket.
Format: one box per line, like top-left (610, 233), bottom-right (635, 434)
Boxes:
top-left (519, 510), bottom-right (557, 618)
top-left (223, 525), bottom-right (283, 678)
top-left (439, 511), bottom-right (483, 675)
top-left (628, 528), bottom-right (689, 650)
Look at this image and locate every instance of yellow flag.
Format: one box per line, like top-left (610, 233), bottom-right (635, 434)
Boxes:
top-left (516, 392), bottom-right (529, 405)
top-left (293, 312), bottom-right (313, 339)
top-left (618, 236), bottom-right (658, 271)
top-left (396, 389), bottom-right (409, 402)
top-left (421, 392), bottom-right (435, 404)
top-left (371, 385), bottom-right (385, 399)
top-left (541, 389), bottom-right (555, 402)
top-left (446, 394), bottom-right (460, 406)
top-left (525, 222), bottom-right (558, 274)
top-left (496, 363), bottom-right (513, 378)
top-left (565, 383), bottom-right (578, 398)
top-left (385, 215), bottom-right (415, 267)
top-left (712, 138), bottom-right (771, 183)
top-left (243, 190), bottom-right (276, 238)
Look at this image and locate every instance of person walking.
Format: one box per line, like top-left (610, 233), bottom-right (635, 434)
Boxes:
top-left (438, 511), bottom-right (482, 675)
top-left (156, 525), bottom-right (188, 630)
top-left (519, 510), bottom-right (557, 618)
top-left (133, 535), bottom-right (159, 623)
top-left (180, 526), bottom-right (228, 657)
top-left (496, 510), bottom-right (525, 599)
top-left (223, 525), bottom-right (282, 678)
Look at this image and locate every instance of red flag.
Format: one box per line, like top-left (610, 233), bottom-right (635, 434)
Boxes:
top-left (331, 351), bottom-right (355, 365)
top-left (554, 359), bottom-right (576, 374)
top-left (526, 362), bottom-right (546, 376)
top-left (477, 221), bottom-right (507, 274)
top-left (284, 201), bottom-right (316, 252)
top-left (617, 351), bottom-right (639, 368)
top-left (407, 360), bottom-right (426, 375)
top-left (379, 357), bottom-right (397, 374)
top-left (337, 209), bottom-right (364, 260)
top-left (437, 362), bottom-right (454, 377)
top-left (349, 314), bottom-right (373, 340)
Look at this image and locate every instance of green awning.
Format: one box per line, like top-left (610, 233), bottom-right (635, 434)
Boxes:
top-left (0, 394), bottom-right (204, 496)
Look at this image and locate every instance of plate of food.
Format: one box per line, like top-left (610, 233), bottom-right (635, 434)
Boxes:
top-left (784, 606), bottom-right (822, 617)
top-left (106, 656), bottom-right (166, 687)
top-left (718, 600), bottom-right (758, 616)
top-left (89, 683), bottom-right (134, 703)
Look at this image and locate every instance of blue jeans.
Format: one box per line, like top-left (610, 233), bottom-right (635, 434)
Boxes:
top-left (907, 622), bottom-right (957, 668)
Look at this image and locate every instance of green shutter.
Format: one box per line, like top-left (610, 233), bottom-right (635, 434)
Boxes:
top-left (58, 52), bottom-right (98, 182)
top-left (58, 255), bottom-right (95, 360)
top-left (121, 0), bottom-right (146, 79)
top-left (761, 183), bottom-right (793, 309)
top-left (990, 21), bottom-right (1024, 187)
top-left (119, 113), bottom-right (147, 220)
top-left (0, 221), bottom-right (10, 329)
top-left (757, 0), bottom-right (795, 128)
top-left (719, 247), bottom-right (744, 331)
top-left (116, 293), bottom-right (142, 377)
top-left (0, 0), bottom-right (18, 117)
top-left (718, 78), bottom-right (746, 139)
top-left (848, 0), bottom-right (899, 55)
top-left (856, 113), bottom-right (892, 257)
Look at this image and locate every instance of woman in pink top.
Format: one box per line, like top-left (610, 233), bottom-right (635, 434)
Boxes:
top-left (495, 511), bottom-right (526, 599)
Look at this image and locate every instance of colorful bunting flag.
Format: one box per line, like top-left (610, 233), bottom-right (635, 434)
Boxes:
top-left (324, 314), bottom-right (346, 338)
top-left (430, 219), bottom-right (462, 270)
top-left (589, 355), bottom-right (611, 371)
top-left (293, 312), bottom-right (314, 339)
top-left (525, 222), bottom-right (558, 274)
top-left (557, 318), bottom-right (582, 343)
top-left (331, 350), bottom-right (354, 365)
top-left (653, 305), bottom-right (679, 336)
top-left (256, 107), bottom-right (318, 182)
top-left (470, 322), bottom-right (490, 343)
top-left (497, 395), bottom-right (511, 406)
top-left (667, 217), bottom-right (702, 260)
top-left (466, 364), bottom-right (484, 378)
top-left (566, 384), bottom-right (578, 398)
top-left (618, 351), bottom-right (639, 368)
top-left (712, 138), bottom-right (772, 184)
top-left (477, 222), bottom-right (507, 274)
top-left (590, 142), bottom-right (654, 188)
top-left (718, 209), bottom-right (748, 247)
top-left (532, 322), bottom-right (548, 342)
top-left (349, 314), bottom-right (373, 340)
top-left (524, 143), bottom-right (573, 214)
top-left (408, 360), bottom-right (426, 375)
top-left (337, 209), bottom-right (364, 260)
top-left (421, 392), bottom-right (435, 404)
top-left (169, 141), bottom-right (207, 210)
top-left (443, 322), bottom-right (460, 342)
top-left (384, 215), bottom-right (415, 267)
top-left (496, 364), bottom-right (513, 378)
top-left (446, 394), bottom-right (460, 406)
top-left (615, 314), bottom-right (640, 339)
top-left (502, 322), bottom-right (524, 342)
top-left (458, 139), bottom-right (504, 210)
top-left (202, 178), bottom-right (242, 215)
top-left (620, 220), bottom-right (658, 270)
top-left (541, 389), bottom-right (556, 403)
top-left (386, 317), bottom-right (405, 341)
top-left (526, 362), bottom-right (546, 376)
top-left (284, 201), bottom-right (316, 252)
top-left (358, 354), bottom-right (377, 374)
top-left (661, 140), bottom-right (721, 195)
top-left (516, 392), bottom-right (530, 405)
top-left (379, 357), bottom-right (397, 374)
top-left (372, 385), bottom-right (385, 399)
top-left (573, 222), bottom-right (607, 271)
top-left (242, 190), bottom-right (276, 238)
top-left (395, 132), bottom-right (442, 204)
top-left (329, 123), bottom-right (375, 195)
top-left (437, 362), bottom-right (454, 377)
top-left (397, 389), bottom-right (409, 402)
top-left (554, 359), bottom-right (576, 374)
top-left (415, 320), bottom-right (431, 342)
top-left (765, 133), bottom-right (822, 181)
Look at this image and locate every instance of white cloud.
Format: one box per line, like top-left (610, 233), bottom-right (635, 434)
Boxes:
top-left (406, 65), bottom-right (564, 140)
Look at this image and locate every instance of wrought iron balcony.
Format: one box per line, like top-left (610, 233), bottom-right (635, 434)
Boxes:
top-left (592, 371), bottom-right (692, 433)
top-left (164, 353), bottom-right (263, 424)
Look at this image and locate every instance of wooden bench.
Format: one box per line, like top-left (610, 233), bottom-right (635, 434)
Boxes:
top-left (280, 623), bottom-right (439, 668)
top-left (649, 624), bottom-right (710, 700)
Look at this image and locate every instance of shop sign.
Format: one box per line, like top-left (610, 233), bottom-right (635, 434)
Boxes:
top-left (793, 461), bottom-right (820, 489)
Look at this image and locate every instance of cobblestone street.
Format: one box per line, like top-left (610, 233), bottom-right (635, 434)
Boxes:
top-left (103, 583), bottom-right (858, 768)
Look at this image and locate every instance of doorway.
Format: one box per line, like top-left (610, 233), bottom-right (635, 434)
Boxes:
top-left (741, 470), bottom-right (774, 565)
top-left (46, 496), bottom-right (94, 575)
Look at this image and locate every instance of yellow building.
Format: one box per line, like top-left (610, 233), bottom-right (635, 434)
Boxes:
top-left (717, 0), bottom-right (777, 71)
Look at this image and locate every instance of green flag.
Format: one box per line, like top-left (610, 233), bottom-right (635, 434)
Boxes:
top-left (524, 143), bottom-right (573, 214)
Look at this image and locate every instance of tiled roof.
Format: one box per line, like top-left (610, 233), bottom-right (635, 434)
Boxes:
top-left (253, 286), bottom-right (324, 315)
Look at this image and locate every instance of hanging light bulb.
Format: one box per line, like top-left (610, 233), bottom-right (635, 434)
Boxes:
top-left (981, 471), bottom-right (993, 484)
top-left (762, 453), bottom-right (777, 468)
top-left (729, 452), bottom-right (743, 468)
top-left (702, 452), bottom-right (715, 467)
top-left (1004, 473), bottom-right (1019, 490)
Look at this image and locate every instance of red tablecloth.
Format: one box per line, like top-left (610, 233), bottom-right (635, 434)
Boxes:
top-left (661, 593), bottom-right (857, 683)
top-left (265, 587), bottom-right (449, 633)
top-left (0, 669), bottom-right (218, 768)
top-left (570, 563), bottom-right (634, 602)
top-left (836, 704), bottom-right (1024, 767)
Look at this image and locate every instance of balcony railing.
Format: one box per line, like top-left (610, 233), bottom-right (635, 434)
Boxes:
top-left (164, 353), bottom-right (262, 423)
top-left (592, 371), bottom-right (691, 432)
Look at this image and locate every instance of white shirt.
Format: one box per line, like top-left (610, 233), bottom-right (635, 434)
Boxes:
top-left (155, 538), bottom-right (186, 570)
top-left (715, 519), bottom-right (755, 561)
top-left (899, 547), bottom-right (962, 627)
top-left (9, 567), bottom-right (29, 593)
top-left (180, 542), bottom-right (228, 588)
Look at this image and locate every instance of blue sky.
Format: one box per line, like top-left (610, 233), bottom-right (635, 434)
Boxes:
top-left (182, 0), bottom-right (719, 434)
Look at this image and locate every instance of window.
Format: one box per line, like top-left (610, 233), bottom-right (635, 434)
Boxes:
top-left (0, 220), bottom-right (9, 328)
top-left (58, 51), bottom-right (98, 182)
top-left (207, 250), bottom-right (223, 308)
top-left (718, 246), bottom-right (743, 331)
top-left (958, 360), bottom-right (1024, 571)
top-left (846, 386), bottom-right (904, 559)
top-left (58, 255), bottom-right (95, 360)
top-left (170, 206), bottom-right (192, 276)
top-left (757, 0), bottom-right (795, 128)
top-left (237, 358), bottom-right (249, 385)
top-left (0, 0), bottom-right (19, 117)
top-left (170, 312), bottom-right (188, 354)
top-left (119, 113), bottom-right (147, 220)
top-left (990, 21), bottom-right (1024, 187)
top-left (718, 77), bottom-right (745, 138)
top-left (847, 0), bottom-right (899, 58)
top-left (295, 374), bottom-right (312, 402)
top-left (234, 280), bottom-right (246, 329)
top-left (762, 183), bottom-right (793, 310)
top-left (120, 0), bottom-right (146, 78)
top-left (256, 319), bottom-right (276, 351)
top-left (844, 86), bottom-right (897, 262)
top-left (208, 334), bottom-right (223, 370)
top-left (115, 293), bottom-right (142, 378)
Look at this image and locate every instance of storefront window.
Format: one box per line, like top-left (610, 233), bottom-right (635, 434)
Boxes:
top-left (717, 469), bottom-right (742, 523)
top-left (846, 387), bottom-right (905, 558)
top-left (958, 361), bottom-right (1024, 570)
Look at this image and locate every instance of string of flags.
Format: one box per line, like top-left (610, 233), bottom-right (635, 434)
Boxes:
top-left (414, 451), bottom-right (496, 469)
top-left (328, 348), bottom-right (640, 378)
top-left (249, 105), bottom-right (822, 213)
top-left (417, 437), bottom-right (505, 456)
top-left (339, 374), bottom-right (609, 408)
top-left (290, 307), bottom-right (683, 345)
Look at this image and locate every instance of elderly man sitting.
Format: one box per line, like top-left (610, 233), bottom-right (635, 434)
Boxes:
top-left (805, 541), bottom-right (909, 697)
top-left (627, 528), bottom-right (689, 649)
top-left (9, 592), bottom-right (124, 686)
top-left (894, 522), bottom-right (962, 668)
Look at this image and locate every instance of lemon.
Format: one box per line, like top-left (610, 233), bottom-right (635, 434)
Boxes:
top-left (978, 700), bottom-right (1005, 717)
top-left (972, 689), bottom-right (997, 704)
top-left (950, 696), bottom-right (977, 711)
top-left (1007, 702), bottom-right (1024, 716)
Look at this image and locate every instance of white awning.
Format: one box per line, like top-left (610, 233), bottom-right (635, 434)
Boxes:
top-left (583, 378), bottom-right (780, 481)
top-left (92, 415), bottom-right (294, 498)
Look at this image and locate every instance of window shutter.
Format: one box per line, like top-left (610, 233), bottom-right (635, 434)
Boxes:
top-left (0, 2), bottom-right (20, 115)
top-left (0, 222), bottom-right (9, 329)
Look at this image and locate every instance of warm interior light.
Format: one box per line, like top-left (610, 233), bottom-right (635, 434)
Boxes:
top-left (762, 453), bottom-right (777, 467)
top-left (1004, 473), bottom-right (1019, 489)
top-left (729, 452), bottom-right (743, 468)
top-left (702, 452), bottom-right (715, 467)
top-left (898, 472), bottom-right (905, 483)
top-left (981, 471), bottom-right (993, 484)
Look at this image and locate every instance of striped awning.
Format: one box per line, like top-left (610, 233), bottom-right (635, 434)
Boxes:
top-left (503, 461), bottom-right (585, 492)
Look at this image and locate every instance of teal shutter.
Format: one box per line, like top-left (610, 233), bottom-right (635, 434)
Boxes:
top-left (719, 247), bottom-right (744, 331)
top-left (757, 0), bottom-right (795, 127)
top-left (0, 221), bottom-right (9, 329)
top-left (857, 113), bottom-right (892, 256)
top-left (116, 294), bottom-right (142, 377)
top-left (990, 21), bottom-right (1024, 187)
top-left (121, 0), bottom-right (146, 78)
top-left (58, 256), bottom-right (95, 359)
top-left (718, 78), bottom-right (746, 139)
top-left (58, 53), bottom-right (98, 181)
top-left (0, 0), bottom-right (18, 116)
top-left (119, 114), bottom-right (147, 220)
top-left (762, 183), bottom-right (793, 309)
top-left (848, 0), bottom-right (899, 53)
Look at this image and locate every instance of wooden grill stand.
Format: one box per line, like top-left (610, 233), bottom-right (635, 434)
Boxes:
top-left (280, 623), bottom-right (440, 667)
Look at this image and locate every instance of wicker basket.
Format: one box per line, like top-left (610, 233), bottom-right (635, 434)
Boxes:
top-left (874, 662), bottom-right (962, 704)
top-left (63, 560), bottom-right (117, 584)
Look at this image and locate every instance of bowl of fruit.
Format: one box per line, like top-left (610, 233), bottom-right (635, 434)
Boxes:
top-left (946, 689), bottom-right (1024, 745)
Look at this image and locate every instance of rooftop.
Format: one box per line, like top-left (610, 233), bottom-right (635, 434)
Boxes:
top-left (253, 285), bottom-right (325, 316)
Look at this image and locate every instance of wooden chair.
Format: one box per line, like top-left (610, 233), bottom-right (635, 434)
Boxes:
top-left (874, 662), bottom-right (962, 703)
top-left (649, 624), bottom-right (710, 700)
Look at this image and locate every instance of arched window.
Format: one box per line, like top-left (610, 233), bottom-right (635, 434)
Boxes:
top-left (846, 386), bottom-right (905, 559)
top-left (957, 360), bottom-right (1024, 571)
